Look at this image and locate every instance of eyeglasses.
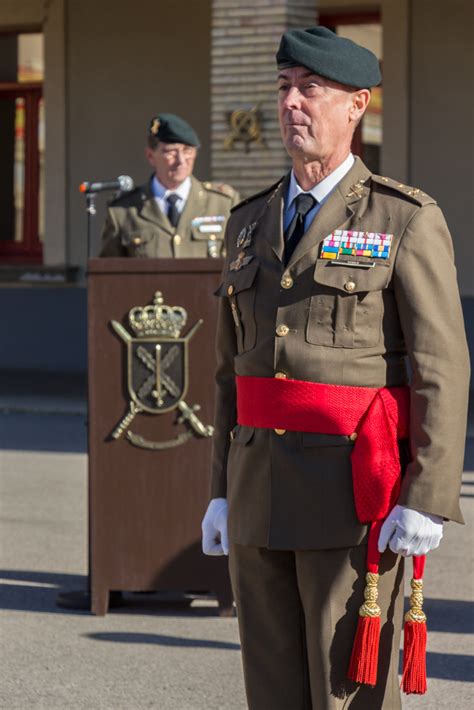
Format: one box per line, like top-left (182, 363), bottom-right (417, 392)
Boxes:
top-left (160, 146), bottom-right (196, 160)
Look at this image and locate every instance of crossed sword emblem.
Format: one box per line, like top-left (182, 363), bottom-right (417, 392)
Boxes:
top-left (110, 319), bottom-right (213, 441)
top-left (136, 343), bottom-right (181, 406)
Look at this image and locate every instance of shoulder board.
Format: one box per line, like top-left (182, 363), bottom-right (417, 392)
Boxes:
top-left (202, 181), bottom-right (236, 199)
top-left (230, 176), bottom-right (285, 213)
top-left (371, 174), bottom-right (437, 206)
top-left (108, 186), bottom-right (142, 208)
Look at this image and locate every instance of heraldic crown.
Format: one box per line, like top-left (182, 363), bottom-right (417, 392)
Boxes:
top-left (129, 292), bottom-right (187, 338)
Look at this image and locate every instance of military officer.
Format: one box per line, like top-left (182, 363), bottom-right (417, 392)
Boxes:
top-left (201, 27), bottom-right (470, 709)
top-left (100, 113), bottom-right (239, 257)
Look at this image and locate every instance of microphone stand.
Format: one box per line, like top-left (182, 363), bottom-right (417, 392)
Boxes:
top-left (56, 189), bottom-right (107, 612)
top-left (86, 192), bottom-right (97, 259)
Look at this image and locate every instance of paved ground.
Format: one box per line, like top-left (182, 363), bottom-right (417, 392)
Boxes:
top-left (0, 407), bottom-right (473, 709)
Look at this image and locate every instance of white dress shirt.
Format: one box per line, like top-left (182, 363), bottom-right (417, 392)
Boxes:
top-left (151, 175), bottom-right (192, 219)
top-left (283, 153), bottom-right (355, 232)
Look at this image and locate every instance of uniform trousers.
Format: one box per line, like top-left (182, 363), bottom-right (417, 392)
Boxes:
top-left (229, 542), bottom-right (404, 710)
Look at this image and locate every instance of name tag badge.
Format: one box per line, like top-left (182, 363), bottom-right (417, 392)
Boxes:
top-left (192, 215), bottom-right (226, 230)
top-left (198, 224), bottom-right (223, 234)
top-left (330, 260), bottom-right (376, 269)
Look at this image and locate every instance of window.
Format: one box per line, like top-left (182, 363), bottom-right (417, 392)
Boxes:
top-left (0, 32), bottom-right (44, 263)
top-left (319, 13), bottom-right (382, 174)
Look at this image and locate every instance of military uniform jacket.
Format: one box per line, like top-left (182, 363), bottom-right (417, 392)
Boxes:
top-left (100, 175), bottom-right (240, 257)
top-left (211, 157), bottom-right (470, 551)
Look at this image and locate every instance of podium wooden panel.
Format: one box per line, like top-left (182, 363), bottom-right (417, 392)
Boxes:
top-left (87, 258), bottom-right (232, 615)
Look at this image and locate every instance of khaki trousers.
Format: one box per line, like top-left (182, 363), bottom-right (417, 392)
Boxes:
top-left (229, 543), bottom-right (404, 710)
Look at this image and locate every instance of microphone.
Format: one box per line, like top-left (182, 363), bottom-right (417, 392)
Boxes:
top-left (79, 175), bottom-right (134, 194)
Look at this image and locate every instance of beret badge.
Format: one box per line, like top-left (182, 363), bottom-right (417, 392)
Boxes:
top-left (150, 118), bottom-right (161, 136)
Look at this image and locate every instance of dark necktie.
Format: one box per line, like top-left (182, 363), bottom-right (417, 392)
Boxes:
top-left (166, 193), bottom-right (180, 228)
top-left (284, 192), bottom-right (316, 263)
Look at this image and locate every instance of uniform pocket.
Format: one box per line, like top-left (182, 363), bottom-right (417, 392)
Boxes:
top-left (231, 424), bottom-right (255, 445)
top-left (306, 260), bottom-right (391, 348)
top-left (191, 225), bottom-right (224, 257)
top-left (301, 432), bottom-right (354, 447)
top-left (121, 230), bottom-right (156, 257)
top-left (215, 259), bottom-right (259, 353)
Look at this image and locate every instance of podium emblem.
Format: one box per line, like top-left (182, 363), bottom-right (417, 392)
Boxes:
top-left (110, 292), bottom-right (214, 449)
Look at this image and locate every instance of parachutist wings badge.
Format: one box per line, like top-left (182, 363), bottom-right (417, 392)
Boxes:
top-left (110, 291), bottom-right (214, 449)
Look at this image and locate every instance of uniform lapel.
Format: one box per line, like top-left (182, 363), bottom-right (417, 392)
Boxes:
top-left (287, 158), bottom-right (372, 269)
top-left (258, 174), bottom-right (289, 261)
top-left (137, 177), bottom-right (174, 235)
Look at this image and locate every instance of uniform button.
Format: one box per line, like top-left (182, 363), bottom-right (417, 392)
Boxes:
top-left (275, 372), bottom-right (287, 379)
top-left (276, 324), bottom-right (290, 337)
top-left (349, 432), bottom-right (358, 441)
top-left (227, 285), bottom-right (234, 296)
top-left (132, 236), bottom-right (142, 245)
top-left (173, 234), bottom-right (182, 245)
top-left (274, 428), bottom-right (286, 435)
top-left (280, 275), bottom-right (293, 289)
top-left (344, 281), bottom-right (356, 292)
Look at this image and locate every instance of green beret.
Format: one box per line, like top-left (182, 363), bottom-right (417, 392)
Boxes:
top-left (276, 26), bottom-right (381, 89)
top-left (148, 113), bottom-right (200, 147)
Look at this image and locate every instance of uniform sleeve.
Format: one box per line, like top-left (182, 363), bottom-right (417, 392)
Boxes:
top-left (210, 241), bottom-right (238, 499)
top-left (99, 207), bottom-right (126, 257)
top-left (393, 203), bottom-right (470, 522)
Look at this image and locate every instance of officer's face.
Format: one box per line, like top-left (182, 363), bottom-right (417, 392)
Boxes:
top-left (277, 67), bottom-right (368, 163)
top-left (146, 142), bottom-right (197, 189)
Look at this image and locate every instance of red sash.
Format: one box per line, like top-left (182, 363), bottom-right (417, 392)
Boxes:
top-left (236, 375), bottom-right (410, 524)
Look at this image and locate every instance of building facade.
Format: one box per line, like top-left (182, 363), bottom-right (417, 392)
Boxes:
top-left (0, 0), bottom-right (472, 376)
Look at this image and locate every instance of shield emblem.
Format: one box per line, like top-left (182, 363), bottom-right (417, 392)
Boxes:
top-left (128, 336), bottom-right (188, 414)
top-left (109, 292), bottom-right (207, 445)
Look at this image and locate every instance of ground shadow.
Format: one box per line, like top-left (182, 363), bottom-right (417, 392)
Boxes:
top-left (0, 569), bottom-right (224, 618)
top-left (86, 631), bottom-right (240, 650)
top-left (0, 570), bottom-right (89, 615)
top-left (419, 598), bottom-right (474, 634)
top-left (398, 651), bottom-right (474, 682)
top-left (0, 569), bottom-right (85, 586)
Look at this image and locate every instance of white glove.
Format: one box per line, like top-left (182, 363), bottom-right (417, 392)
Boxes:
top-left (201, 498), bottom-right (229, 556)
top-left (378, 504), bottom-right (443, 557)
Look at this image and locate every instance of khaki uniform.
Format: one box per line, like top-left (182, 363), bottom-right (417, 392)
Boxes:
top-left (211, 157), bottom-right (470, 708)
top-left (100, 175), bottom-right (240, 257)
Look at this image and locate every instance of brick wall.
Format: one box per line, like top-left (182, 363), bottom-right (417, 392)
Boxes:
top-left (211, 0), bottom-right (317, 198)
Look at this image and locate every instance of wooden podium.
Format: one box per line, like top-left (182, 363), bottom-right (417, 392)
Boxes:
top-left (87, 258), bottom-right (232, 615)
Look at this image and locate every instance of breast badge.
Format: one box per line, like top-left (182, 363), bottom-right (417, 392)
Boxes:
top-left (320, 230), bottom-right (393, 261)
top-left (229, 251), bottom-right (254, 271)
top-left (236, 221), bottom-right (257, 249)
top-left (110, 292), bottom-right (214, 450)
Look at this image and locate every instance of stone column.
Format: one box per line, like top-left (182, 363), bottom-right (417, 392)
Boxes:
top-left (211, 0), bottom-right (316, 198)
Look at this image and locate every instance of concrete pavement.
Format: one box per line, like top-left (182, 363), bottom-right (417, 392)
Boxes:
top-left (0, 410), bottom-right (473, 709)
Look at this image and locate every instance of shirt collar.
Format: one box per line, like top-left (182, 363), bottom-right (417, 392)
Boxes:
top-left (287, 153), bottom-right (355, 206)
top-left (151, 175), bottom-right (192, 202)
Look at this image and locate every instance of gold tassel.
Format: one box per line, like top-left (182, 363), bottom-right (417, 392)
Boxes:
top-left (348, 572), bottom-right (382, 686)
top-left (402, 578), bottom-right (427, 694)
